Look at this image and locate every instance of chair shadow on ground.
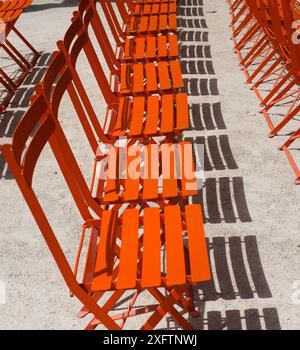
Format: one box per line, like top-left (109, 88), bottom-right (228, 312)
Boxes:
top-left (181, 0), bottom-right (204, 6)
top-left (165, 235), bottom-right (281, 330)
top-left (188, 102), bottom-right (227, 130)
top-left (184, 77), bottom-right (219, 96)
top-left (179, 0), bottom-right (251, 224)
top-left (167, 307), bottom-right (281, 330)
top-left (186, 135), bottom-right (238, 171)
top-left (0, 52), bottom-right (52, 179)
top-left (24, 0), bottom-right (80, 12)
top-left (173, 0), bottom-right (281, 330)
top-left (192, 177), bottom-right (252, 223)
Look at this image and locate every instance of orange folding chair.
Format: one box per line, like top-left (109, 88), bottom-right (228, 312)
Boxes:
top-left (1, 90), bottom-right (211, 330)
top-left (267, 1), bottom-right (300, 184)
top-left (227, 0), bottom-right (300, 184)
top-left (0, 0), bottom-right (39, 111)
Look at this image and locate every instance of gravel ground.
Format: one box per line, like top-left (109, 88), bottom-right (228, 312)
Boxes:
top-left (0, 0), bottom-right (299, 330)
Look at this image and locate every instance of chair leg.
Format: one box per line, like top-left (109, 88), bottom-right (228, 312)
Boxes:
top-left (242, 39), bottom-right (269, 70)
top-left (246, 49), bottom-right (276, 84)
top-left (260, 72), bottom-right (293, 107)
top-left (279, 131), bottom-right (300, 185)
top-left (263, 78), bottom-right (297, 112)
top-left (142, 286), bottom-right (194, 330)
top-left (12, 26), bottom-right (40, 59)
top-left (269, 95), bottom-right (300, 137)
top-left (1, 43), bottom-right (28, 72)
top-left (239, 34), bottom-right (267, 67)
top-left (5, 39), bottom-right (32, 69)
top-left (279, 128), bottom-right (300, 150)
top-left (251, 56), bottom-right (282, 90)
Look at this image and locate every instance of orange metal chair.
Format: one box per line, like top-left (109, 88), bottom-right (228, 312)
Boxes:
top-left (1, 90), bottom-right (211, 330)
top-left (0, 0), bottom-right (39, 111)
top-left (227, 0), bottom-right (300, 184)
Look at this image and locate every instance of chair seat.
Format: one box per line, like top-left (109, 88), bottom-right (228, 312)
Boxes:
top-left (121, 34), bottom-right (179, 62)
top-left (119, 60), bottom-right (184, 94)
top-left (108, 93), bottom-right (189, 137)
top-left (94, 142), bottom-right (198, 203)
top-left (91, 204), bottom-right (211, 291)
top-left (132, 2), bottom-right (176, 15)
top-left (126, 13), bottom-right (177, 34)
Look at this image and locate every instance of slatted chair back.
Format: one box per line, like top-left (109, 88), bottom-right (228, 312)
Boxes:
top-left (0, 92), bottom-right (124, 330)
top-left (79, 0), bottom-right (121, 73)
top-left (40, 49), bottom-right (113, 218)
top-left (55, 12), bottom-right (118, 144)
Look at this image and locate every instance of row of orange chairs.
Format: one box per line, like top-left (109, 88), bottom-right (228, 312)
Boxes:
top-left (1, 0), bottom-right (212, 330)
top-left (0, 0), bottom-right (39, 112)
top-left (227, 0), bottom-right (300, 184)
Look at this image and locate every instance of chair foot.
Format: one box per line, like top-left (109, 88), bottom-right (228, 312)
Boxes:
top-left (189, 310), bottom-right (200, 318)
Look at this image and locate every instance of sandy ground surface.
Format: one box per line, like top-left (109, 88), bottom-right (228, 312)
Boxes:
top-left (0, 0), bottom-right (299, 330)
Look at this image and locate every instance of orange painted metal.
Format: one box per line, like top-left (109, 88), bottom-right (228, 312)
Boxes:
top-left (227, 0), bottom-right (300, 184)
top-left (0, 0), bottom-right (40, 111)
top-left (1, 0), bottom-right (213, 329)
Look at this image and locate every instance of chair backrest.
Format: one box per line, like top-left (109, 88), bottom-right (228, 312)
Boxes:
top-left (7, 87), bottom-right (105, 218)
top-left (54, 12), bottom-right (117, 146)
top-left (41, 50), bottom-right (102, 152)
top-left (0, 92), bottom-right (99, 299)
top-left (105, 0), bottom-right (129, 25)
top-left (78, 0), bottom-right (121, 73)
top-left (94, 0), bottom-right (128, 45)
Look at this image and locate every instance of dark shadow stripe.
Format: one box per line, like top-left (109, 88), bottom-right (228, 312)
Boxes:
top-left (263, 308), bottom-right (281, 330)
top-left (220, 177), bottom-right (236, 223)
top-left (245, 309), bottom-right (262, 330)
top-left (206, 178), bottom-right (221, 223)
top-left (226, 310), bottom-right (243, 330)
top-left (213, 237), bottom-right (236, 300)
top-left (208, 135), bottom-right (225, 170)
top-left (213, 102), bottom-right (227, 129)
top-left (245, 236), bottom-right (272, 298)
top-left (220, 135), bottom-right (238, 169)
top-left (207, 311), bottom-right (223, 330)
top-left (232, 177), bottom-right (252, 222)
top-left (229, 236), bottom-right (253, 299)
